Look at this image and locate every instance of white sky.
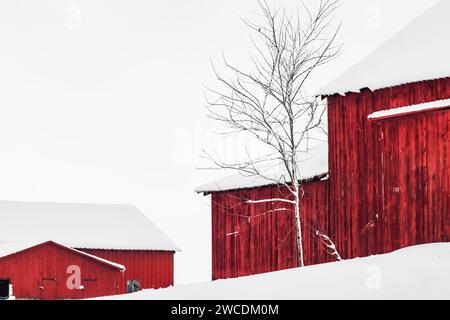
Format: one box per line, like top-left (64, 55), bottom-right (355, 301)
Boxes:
top-left (0, 0), bottom-right (438, 284)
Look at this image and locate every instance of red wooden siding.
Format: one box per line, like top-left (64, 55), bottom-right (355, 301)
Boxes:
top-left (80, 249), bottom-right (174, 291)
top-left (0, 242), bottom-right (123, 300)
top-left (327, 77), bottom-right (450, 260)
top-left (211, 180), bottom-right (332, 280)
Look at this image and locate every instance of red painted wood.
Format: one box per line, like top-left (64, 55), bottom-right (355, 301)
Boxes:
top-left (210, 77), bottom-right (450, 280)
top-left (328, 77), bottom-right (450, 259)
top-left (0, 242), bottom-right (174, 299)
top-left (80, 249), bottom-right (174, 292)
top-left (211, 180), bottom-right (332, 280)
top-left (41, 280), bottom-right (57, 300)
top-left (0, 242), bottom-right (123, 299)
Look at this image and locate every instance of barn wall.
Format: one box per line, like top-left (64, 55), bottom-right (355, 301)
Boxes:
top-left (327, 77), bottom-right (450, 259)
top-left (0, 243), bottom-right (122, 299)
top-left (80, 249), bottom-right (174, 291)
top-left (211, 180), bottom-right (332, 280)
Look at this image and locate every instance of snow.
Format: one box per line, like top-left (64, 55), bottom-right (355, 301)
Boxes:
top-left (195, 143), bottom-right (328, 193)
top-left (71, 246), bottom-right (126, 270)
top-left (0, 201), bottom-right (180, 252)
top-left (368, 98), bottom-right (450, 120)
top-left (97, 243), bottom-right (450, 300)
top-left (0, 240), bottom-right (126, 270)
top-left (318, 1), bottom-right (450, 96)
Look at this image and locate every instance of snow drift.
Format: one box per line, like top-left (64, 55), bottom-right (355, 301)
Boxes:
top-left (97, 243), bottom-right (450, 300)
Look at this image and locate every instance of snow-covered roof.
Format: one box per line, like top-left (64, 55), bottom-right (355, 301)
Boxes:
top-left (368, 98), bottom-right (450, 120)
top-left (0, 201), bottom-right (180, 252)
top-left (0, 240), bottom-right (126, 270)
top-left (318, 1), bottom-right (450, 96)
top-left (195, 143), bottom-right (328, 194)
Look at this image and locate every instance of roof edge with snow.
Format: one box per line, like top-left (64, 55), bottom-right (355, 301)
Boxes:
top-left (368, 98), bottom-right (450, 121)
top-left (196, 142), bottom-right (329, 194)
top-left (0, 241), bottom-right (126, 271)
top-left (195, 172), bottom-right (328, 195)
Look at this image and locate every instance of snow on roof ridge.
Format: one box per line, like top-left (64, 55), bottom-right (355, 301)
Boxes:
top-left (368, 98), bottom-right (450, 120)
top-left (318, 1), bottom-right (448, 96)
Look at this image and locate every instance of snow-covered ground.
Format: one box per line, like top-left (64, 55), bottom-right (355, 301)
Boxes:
top-left (97, 243), bottom-right (450, 300)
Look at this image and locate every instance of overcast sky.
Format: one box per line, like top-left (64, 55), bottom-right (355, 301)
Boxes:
top-left (0, 0), bottom-right (438, 284)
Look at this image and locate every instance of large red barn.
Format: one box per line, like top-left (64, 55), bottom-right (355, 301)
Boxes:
top-left (0, 201), bottom-right (179, 299)
top-left (197, 1), bottom-right (450, 280)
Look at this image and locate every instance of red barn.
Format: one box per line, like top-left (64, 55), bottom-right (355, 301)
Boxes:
top-left (197, 1), bottom-right (450, 280)
top-left (0, 201), bottom-right (179, 299)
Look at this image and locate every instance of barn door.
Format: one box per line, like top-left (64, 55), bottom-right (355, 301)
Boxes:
top-left (0, 279), bottom-right (11, 299)
top-left (377, 108), bottom-right (450, 251)
top-left (41, 279), bottom-right (57, 300)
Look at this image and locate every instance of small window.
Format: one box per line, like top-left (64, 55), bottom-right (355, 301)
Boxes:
top-left (127, 280), bottom-right (141, 293)
top-left (0, 279), bottom-right (11, 299)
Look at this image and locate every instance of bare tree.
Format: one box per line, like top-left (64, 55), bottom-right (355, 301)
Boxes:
top-left (203, 0), bottom-right (341, 267)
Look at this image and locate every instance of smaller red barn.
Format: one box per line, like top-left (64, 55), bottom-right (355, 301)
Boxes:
top-left (0, 201), bottom-right (179, 299)
top-left (0, 241), bottom-right (125, 300)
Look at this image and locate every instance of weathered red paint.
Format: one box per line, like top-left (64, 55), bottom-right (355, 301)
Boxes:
top-left (210, 77), bottom-right (450, 280)
top-left (0, 241), bottom-right (175, 299)
top-left (211, 180), bottom-right (332, 280)
top-left (80, 249), bottom-right (174, 292)
top-left (327, 77), bottom-right (450, 260)
top-left (0, 242), bottom-right (124, 300)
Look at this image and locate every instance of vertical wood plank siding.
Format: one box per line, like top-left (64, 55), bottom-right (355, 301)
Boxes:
top-left (80, 249), bottom-right (174, 292)
top-left (211, 180), bottom-right (332, 280)
top-left (0, 242), bottom-right (123, 299)
top-left (211, 77), bottom-right (450, 279)
top-left (328, 77), bottom-right (450, 260)
top-left (0, 243), bottom-right (174, 299)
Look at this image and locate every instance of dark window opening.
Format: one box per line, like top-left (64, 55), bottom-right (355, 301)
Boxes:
top-left (127, 280), bottom-right (141, 293)
top-left (0, 279), bottom-right (11, 298)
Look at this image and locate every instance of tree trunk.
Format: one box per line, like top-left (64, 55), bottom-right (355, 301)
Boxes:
top-left (293, 180), bottom-right (305, 267)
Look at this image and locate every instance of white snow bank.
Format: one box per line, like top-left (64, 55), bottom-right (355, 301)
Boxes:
top-left (368, 98), bottom-right (450, 120)
top-left (0, 201), bottom-right (180, 252)
top-left (196, 143), bottom-right (328, 193)
top-left (318, 1), bottom-right (450, 96)
top-left (98, 243), bottom-right (450, 300)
